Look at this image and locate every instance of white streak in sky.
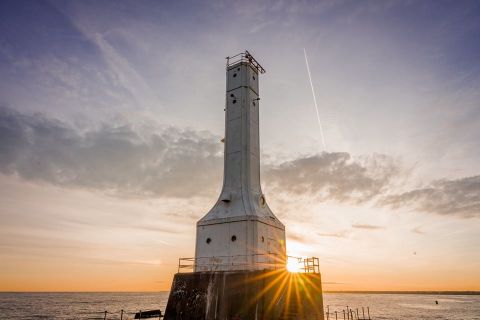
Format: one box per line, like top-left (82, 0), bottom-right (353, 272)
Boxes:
top-left (304, 48), bottom-right (327, 151)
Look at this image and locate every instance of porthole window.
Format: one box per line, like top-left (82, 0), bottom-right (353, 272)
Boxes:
top-left (231, 235), bottom-right (237, 242)
top-left (233, 73), bottom-right (237, 78)
top-left (232, 100), bottom-right (237, 104)
top-left (206, 238), bottom-right (211, 244)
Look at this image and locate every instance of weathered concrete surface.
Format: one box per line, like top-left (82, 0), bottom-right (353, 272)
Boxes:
top-left (164, 270), bottom-right (324, 320)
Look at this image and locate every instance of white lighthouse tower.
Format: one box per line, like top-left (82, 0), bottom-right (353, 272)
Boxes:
top-left (164, 51), bottom-right (324, 320)
top-left (194, 51), bottom-right (286, 271)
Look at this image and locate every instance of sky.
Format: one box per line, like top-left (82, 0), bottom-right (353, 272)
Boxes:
top-left (0, 0), bottom-right (479, 292)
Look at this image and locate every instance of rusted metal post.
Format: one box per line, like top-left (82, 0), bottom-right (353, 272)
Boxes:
top-left (356, 308), bottom-right (359, 319)
top-left (362, 307), bottom-right (365, 319)
top-left (120, 309), bottom-right (123, 320)
top-left (139, 310), bottom-right (142, 319)
top-left (335, 311), bottom-right (338, 320)
top-left (367, 307), bottom-right (370, 320)
top-left (327, 305), bottom-right (330, 320)
top-left (103, 311), bottom-right (107, 320)
top-left (343, 310), bottom-right (345, 320)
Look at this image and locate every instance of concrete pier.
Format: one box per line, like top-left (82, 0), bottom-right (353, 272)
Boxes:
top-left (164, 270), bottom-right (324, 320)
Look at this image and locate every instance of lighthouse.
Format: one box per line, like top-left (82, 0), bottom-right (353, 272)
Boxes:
top-left (195, 51), bottom-right (286, 272)
top-left (164, 51), bottom-right (324, 320)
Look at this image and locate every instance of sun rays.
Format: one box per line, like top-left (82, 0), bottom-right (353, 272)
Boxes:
top-left (238, 266), bottom-right (324, 318)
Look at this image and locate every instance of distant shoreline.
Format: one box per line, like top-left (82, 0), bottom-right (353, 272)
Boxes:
top-left (0, 291), bottom-right (479, 295)
top-left (324, 291), bottom-right (480, 295)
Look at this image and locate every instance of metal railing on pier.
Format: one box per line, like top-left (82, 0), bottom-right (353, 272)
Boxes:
top-left (88, 309), bottom-right (162, 319)
top-left (326, 305), bottom-right (372, 320)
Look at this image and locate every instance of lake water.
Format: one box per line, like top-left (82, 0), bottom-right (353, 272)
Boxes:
top-left (0, 292), bottom-right (478, 319)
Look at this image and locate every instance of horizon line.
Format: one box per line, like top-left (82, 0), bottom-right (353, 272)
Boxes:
top-left (1, 290), bottom-right (479, 295)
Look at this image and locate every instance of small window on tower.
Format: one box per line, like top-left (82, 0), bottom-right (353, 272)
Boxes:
top-left (252, 75), bottom-right (256, 80)
top-left (233, 73), bottom-right (237, 78)
top-left (206, 238), bottom-right (211, 244)
top-left (232, 100), bottom-right (237, 104)
top-left (231, 235), bottom-right (237, 242)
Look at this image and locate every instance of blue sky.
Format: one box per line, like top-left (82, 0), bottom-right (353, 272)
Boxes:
top-left (0, 0), bottom-right (479, 291)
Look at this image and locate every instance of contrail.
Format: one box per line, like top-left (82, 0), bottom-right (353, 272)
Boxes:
top-left (303, 48), bottom-right (327, 151)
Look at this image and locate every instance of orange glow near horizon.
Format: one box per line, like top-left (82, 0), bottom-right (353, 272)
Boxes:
top-left (1, 258), bottom-right (479, 292)
top-left (0, 176), bottom-right (479, 292)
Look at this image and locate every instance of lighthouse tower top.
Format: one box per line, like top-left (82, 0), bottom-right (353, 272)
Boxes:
top-left (194, 51), bottom-right (286, 272)
top-left (198, 51), bottom-right (283, 228)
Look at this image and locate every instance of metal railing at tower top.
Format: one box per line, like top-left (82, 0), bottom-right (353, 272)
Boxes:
top-left (226, 50), bottom-right (266, 74)
top-left (178, 253), bottom-right (284, 273)
top-left (287, 256), bottom-right (321, 274)
top-left (302, 257), bottom-right (320, 274)
top-left (177, 254), bottom-right (320, 274)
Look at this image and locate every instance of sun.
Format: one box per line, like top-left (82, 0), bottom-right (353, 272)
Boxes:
top-left (286, 258), bottom-right (301, 273)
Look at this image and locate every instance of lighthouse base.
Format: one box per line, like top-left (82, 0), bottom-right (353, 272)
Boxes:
top-left (163, 270), bottom-right (324, 320)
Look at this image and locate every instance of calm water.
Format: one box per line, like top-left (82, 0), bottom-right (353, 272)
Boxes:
top-left (0, 292), bottom-right (478, 319)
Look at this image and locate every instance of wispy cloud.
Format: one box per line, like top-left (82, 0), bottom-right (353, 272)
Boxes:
top-left (49, 1), bottom-right (163, 113)
top-left (317, 231), bottom-right (348, 238)
top-left (89, 32), bottom-right (161, 111)
top-left (265, 152), bottom-right (400, 204)
top-left (411, 226), bottom-right (425, 235)
top-left (2, 107), bottom-right (480, 221)
top-left (287, 232), bottom-right (307, 242)
top-left (351, 224), bottom-right (384, 230)
top-left (381, 176), bottom-right (480, 218)
top-left (0, 107), bottom-right (400, 204)
top-left (0, 106), bottom-right (222, 198)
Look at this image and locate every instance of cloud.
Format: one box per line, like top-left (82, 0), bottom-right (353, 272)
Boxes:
top-left (317, 231), bottom-right (348, 238)
top-left (381, 176), bottom-right (480, 218)
top-left (265, 152), bottom-right (400, 204)
top-left (0, 106), bottom-right (222, 198)
top-left (2, 107), bottom-right (478, 220)
top-left (1, 107), bottom-right (402, 203)
top-left (286, 233), bottom-right (304, 242)
top-left (351, 224), bottom-right (384, 230)
top-left (411, 226), bottom-right (425, 235)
